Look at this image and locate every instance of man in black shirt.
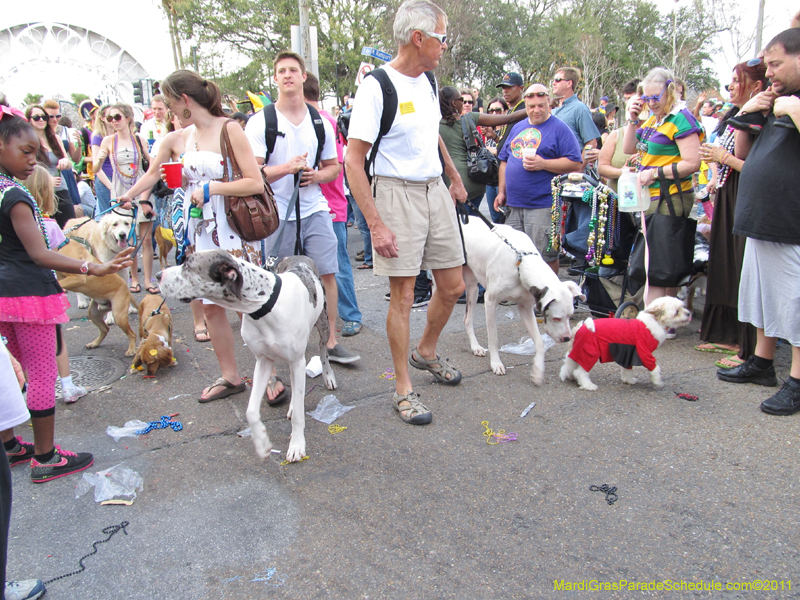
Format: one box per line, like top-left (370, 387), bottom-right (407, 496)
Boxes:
top-left (494, 72), bottom-right (526, 150)
top-left (717, 28), bottom-right (800, 416)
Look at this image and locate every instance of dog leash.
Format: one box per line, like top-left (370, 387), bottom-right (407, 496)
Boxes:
top-left (457, 200), bottom-right (535, 266)
top-left (149, 297), bottom-right (167, 317)
top-left (264, 177), bottom-right (303, 272)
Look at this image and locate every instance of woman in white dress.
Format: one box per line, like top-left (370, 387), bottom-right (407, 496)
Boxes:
top-left (120, 70), bottom-right (264, 402)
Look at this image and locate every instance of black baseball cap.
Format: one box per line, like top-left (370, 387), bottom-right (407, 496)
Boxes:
top-left (496, 72), bottom-right (524, 88)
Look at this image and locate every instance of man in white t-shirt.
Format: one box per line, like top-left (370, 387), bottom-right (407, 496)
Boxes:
top-left (140, 95), bottom-right (169, 142)
top-left (246, 51), bottom-right (359, 402)
top-left (344, 0), bottom-right (468, 426)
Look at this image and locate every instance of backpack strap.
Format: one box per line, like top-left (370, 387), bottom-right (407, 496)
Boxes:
top-left (305, 103), bottom-right (326, 169)
top-left (263, 103), bottom-right (325, 169)
top-left (263, 104), bottom-right (282, 163)
top-left (363, 68), bottom-right (437, 182)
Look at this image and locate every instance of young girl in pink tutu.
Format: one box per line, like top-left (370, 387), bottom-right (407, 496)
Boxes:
top-left (0, 104), bottom-right (132, 483)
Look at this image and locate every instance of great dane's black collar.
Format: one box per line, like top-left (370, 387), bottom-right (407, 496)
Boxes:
top-left (248, 276), bottom-right (282, 320)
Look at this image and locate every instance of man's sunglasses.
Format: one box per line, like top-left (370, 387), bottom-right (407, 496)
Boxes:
top-left (29, 115), bottom-right (47, 122)
top-left (640, 81), bottom-right (672, 103)
top-left (552, 77), bottom-right (566, 83)
top-left (524, 91), bottom-right (549, 98)
top-left (106, 114), bottom-right (124, 122)
top-left (423, 31), bottom-right (447, 45)
top-left (48, 114), bottom-right (62, 120)
top-left (461, 98), bottom-right (473, 104)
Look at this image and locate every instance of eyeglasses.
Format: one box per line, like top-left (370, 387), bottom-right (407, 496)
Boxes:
top-left (29, 115), bottom-right (47, 122)
top-left (524, 91), bottom-right (549, 98)
top-left (48, 114), bottom-right (61, 120)
top-left (461, 98), bottom-right (473, 104)
top-left (552, 77), bottom-right (566, 83)
top-left (640, 86), bottom-right (668, 103)
top-left (106, 114), bottom-right (124, 122)
top-left (488, 108), bottom-right (503, 113)
top-left (422, 31), bottom-right (447, 45)
top-left (747, 57), bottom-right (763, 67)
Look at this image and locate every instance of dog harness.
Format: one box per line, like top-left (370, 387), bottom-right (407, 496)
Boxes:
top-left (568, 318), bottom-right (659, 372)
top-left (248, 276), bottom-right (282, 320)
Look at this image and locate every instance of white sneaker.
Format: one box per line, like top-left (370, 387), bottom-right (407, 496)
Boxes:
top-left (5, 579), bottom-right (46, 600)
top-left (63, 385), bottom-right (87, 404)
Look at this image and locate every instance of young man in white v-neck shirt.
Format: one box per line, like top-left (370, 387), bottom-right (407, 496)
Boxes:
top-left (246, 51), bottom-right (360, 403)
top-left (345, 0), bottom-right (469, 426)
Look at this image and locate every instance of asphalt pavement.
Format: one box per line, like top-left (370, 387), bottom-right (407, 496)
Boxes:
top-left (6, 214), bottom-right (800, 600)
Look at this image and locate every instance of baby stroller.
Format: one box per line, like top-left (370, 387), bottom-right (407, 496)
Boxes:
top-left (550, 172), bottom-right (643, 318)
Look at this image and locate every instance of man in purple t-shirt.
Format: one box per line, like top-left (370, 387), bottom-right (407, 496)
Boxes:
top-left (495, 84), bottom-right (582, 273)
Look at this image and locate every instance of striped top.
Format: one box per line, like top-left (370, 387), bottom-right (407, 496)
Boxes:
top-left (636, 104), bottom-right (703, 198)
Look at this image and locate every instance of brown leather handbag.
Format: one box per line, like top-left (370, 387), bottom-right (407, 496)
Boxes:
top-left (219, 120), bottom-right (280, 242)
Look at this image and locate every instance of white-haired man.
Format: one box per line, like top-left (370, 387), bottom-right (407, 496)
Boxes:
top-left (345, 0), bottom-right (468, 426)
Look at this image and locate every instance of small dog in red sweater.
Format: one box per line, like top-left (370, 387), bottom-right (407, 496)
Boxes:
top-left (560, 296), bottom-right (691, 391)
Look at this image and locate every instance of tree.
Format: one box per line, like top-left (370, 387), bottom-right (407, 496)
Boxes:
top-left (22, 93), bottom-right (43, 108)
top-left (71, 93), bottom-right (89, 105)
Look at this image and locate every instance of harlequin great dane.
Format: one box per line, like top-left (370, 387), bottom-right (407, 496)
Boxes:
top-left (158, 250), bottom-right (336, 462)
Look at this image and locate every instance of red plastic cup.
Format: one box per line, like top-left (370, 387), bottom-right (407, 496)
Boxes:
top-left (163, 162), bottom-right (183, 189)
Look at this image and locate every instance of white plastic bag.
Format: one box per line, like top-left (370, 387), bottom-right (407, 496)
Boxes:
top-left (617, 169), bottom-right (650, 212)
top-left (75, 464), bottom-right (144, 503)
top-left (106, 420), bottom-right (148, 442)
top-left (306, 395), bottom-right (354, 424)
top-left (500, 334), bottom-right (555, 355)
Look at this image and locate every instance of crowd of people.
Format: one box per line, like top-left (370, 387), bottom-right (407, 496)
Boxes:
top-left (2, 1), bottom-right (800, 597)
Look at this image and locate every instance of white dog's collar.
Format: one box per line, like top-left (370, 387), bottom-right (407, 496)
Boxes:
top-left (248, 276), bottom-right (282, 320)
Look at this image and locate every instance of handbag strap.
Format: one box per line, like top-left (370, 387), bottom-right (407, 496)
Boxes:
top-left (219, 119), bottom-right (242, 183)
top-left (655, 163), bottom-right (682, 218)
top-left (460, 114), bottom-right (481, 151)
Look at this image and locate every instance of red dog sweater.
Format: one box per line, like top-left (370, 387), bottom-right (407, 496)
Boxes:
top-left (568, 318), bottom-right (659, 372)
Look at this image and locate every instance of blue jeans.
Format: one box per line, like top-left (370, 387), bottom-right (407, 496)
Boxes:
top-left (94, 179), bottom-right (111, 220)
top-left (348, 195), bottom-right (372, 266)
top-left (485, 185), bottom-right (502, 223)
top-left (333, 221), bottom-right (362, 324)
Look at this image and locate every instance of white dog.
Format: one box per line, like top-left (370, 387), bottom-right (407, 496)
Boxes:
top-left (64, 210), bottom-right (135, 312)
top-left (461, 219), bottom-right (585, 385)
top-left (159, 250), bottom-right (336, 463)
top-left (559, 296), bottom-right (692, 390)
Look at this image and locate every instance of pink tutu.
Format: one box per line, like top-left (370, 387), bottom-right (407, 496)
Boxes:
top-left (0, 293), bottom-right (70, 325)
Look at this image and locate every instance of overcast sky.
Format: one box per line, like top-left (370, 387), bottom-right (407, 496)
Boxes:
top-left (1, 0), bottom-right (793, 106)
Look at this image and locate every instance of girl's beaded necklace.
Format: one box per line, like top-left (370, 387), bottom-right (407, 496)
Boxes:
top-left (0, 172), bottom-right (55, 278)
top-left (111, 133), bottom-right (140, 187)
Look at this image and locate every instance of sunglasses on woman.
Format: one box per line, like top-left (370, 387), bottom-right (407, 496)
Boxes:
top-left (106, 114), bottom-right (124, 122)
top-left (29, 115), bottom-right (47, 122)
top-left (640, 83), bottom-right (671, 103)
top-left (488, 108), bottom-right (503, 113)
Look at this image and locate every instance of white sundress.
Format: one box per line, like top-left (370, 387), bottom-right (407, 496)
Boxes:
top-left (182, 150), bottom-right (262, 265)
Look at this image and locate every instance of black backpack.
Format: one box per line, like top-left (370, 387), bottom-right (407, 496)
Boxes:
top-left (262, 102), bottom-right (326, 168)
top-left (356, 68), bottom-right (437, 181)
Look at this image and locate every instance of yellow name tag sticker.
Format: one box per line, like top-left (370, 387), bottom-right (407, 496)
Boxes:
top-left (399, 101), bottom-right (415, 115)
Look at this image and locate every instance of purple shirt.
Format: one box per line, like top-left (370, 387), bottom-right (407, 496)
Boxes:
top-left (91, 132), bottom-right (113, 178)
top-left (499, 116), bottom-right (582, 209)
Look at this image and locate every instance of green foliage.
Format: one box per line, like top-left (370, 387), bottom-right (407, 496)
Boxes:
top-left (22, 93), bottom-right (43, 108)
top-left (166, 0), bottom-right (724, 107)
top-left (70, 93), bottom-right (90, 105)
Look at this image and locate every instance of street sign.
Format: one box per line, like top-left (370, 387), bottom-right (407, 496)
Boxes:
top-left (360, 46), bottom-right (392, 62)
top-left (355, 62), bottom-right (375, 87)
